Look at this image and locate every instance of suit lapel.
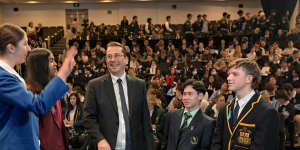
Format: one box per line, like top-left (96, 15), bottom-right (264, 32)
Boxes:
top-left (225, 99), bottom-right (234, 135)
top-left (151, 106), bottom-right (158, 124)
top-left (230, 93), bottom-right (262, 136)
top-left (51, 109), bottom-right (60, 129)
top-left (175, 109), bottom-right (184, 144)
top-left (105, 75), bottom-right (118, 115)
top-left (233, 93), bottom-right (259, 126)
top-left (230, 100), bottom-right (236, 130)
top-left (126, 75), bottom-right (134, 116)
top-left (178, 109), bottom-right (203, 145)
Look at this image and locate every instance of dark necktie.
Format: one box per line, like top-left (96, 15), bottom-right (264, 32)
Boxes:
top-left (117, 79), bottom-right (131, 150)
top-left (181, 112), bottom-right (192, 128)
top-left (232, 101), bottom-right (240, 123)
top-left (278, 105), bottom-right (285, 113)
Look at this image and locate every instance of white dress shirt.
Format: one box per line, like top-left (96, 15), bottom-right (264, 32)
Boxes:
top-left (69, 106), bottom-right (77, 122)
top-left (212, 104), bottom-right (219, 118)
top-left (235, 90), bottom-right (255, 118)
top-left (111, 73), bottom-right (129, 150)
top-left (201, 20), bottom-right (208, 33)
top-left (165, 21), bottom-right (173, 32)
top-left (283, 47), bottom-right (298, 56)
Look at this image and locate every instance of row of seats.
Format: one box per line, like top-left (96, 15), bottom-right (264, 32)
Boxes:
top-left (21, 26), bottom-right (64, 48)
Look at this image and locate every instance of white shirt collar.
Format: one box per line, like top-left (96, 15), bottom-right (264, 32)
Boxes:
top-left (236, 90), bottom-right (255, 107)
top-left (212, 104), bottom-right (219, 118)
top-left (0, 60), bottom-right (26, 87)
top-left (111, 73), bottom-right (127, 85)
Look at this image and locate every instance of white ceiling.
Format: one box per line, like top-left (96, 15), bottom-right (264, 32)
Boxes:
top-left (0, 0), bottom-right (244, 4)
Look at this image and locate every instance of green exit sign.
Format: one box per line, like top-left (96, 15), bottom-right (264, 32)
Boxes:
top-left (73, 3), bottom-right (80, 7)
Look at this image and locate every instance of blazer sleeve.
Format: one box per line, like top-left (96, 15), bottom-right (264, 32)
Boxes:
top-left (74, 108), bottom-right (83, 126)
top-left (83, 80), bottom-right (105, 144)
top-left (210, 105), bottom-right (226, 150)
top-left (161, 111), bottom-right (171, 150)
top-left (201, 119), bottom-right (216, 150)
top-left (155, 109), bottom-right (166, 140)
top-left (0, 74), bottom-right (68, 115)
top-left (252, 107), bottom-right (280, 150)
top-left (141, 81), bottom-right (154, 150)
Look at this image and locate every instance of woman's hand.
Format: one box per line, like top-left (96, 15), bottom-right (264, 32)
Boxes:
top-left (57, 46), bottom-right (77, 81)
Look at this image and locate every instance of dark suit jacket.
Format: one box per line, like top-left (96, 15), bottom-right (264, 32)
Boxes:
top-left (83, 74), bottom-right (153, 150)
top-left (211, 93), bottom-right (280, 150)
top-left (162, 109), bottom-right (215, 150)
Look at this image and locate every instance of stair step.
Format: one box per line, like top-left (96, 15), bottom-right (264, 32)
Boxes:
top-left (53, 44), bottom-right (66, 47)
top-left (56, 41), bottom-right (65, 44)
top-left (51, 47), bottom-right (65, 49)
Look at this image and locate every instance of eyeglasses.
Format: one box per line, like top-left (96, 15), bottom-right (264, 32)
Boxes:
top-left (183, 92), bottom-right (195, 96)
top-left (105, 53), bottom-right (124, 60)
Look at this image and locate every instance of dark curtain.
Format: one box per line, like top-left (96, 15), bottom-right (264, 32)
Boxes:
top-left (261, 0), bottom-right (297, 19)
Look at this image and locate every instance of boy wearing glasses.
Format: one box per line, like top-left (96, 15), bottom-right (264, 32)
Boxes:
top-left (161, 79), bottom-right (215, 150)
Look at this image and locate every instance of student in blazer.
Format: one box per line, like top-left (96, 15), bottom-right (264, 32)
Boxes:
top-left (162, 79), bottom-right (215, 150)
top-left (0, 24), bottom-right (77, 150)
top-left (211, 58), bottom-right (280, 150)
top-left (26, 48), bottom-right (69, 150)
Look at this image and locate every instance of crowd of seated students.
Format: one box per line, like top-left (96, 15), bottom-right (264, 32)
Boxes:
top-left (66, 9), bottom-right (297, 45)
top-left (22, 22), bottom-right (48, 50)
top-left (25, 21), bottom-right (65, 49)
top-left (25, 9), bottom-right (300, 149)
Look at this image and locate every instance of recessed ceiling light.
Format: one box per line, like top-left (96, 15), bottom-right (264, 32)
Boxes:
top-left (99, 0), bottom-right (113, 3)
top-left (64, 1), bottom-right (78, 3)
top-left (25, 1), bottom-right (40, 3)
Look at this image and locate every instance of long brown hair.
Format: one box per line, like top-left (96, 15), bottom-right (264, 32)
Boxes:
top-left (0, 24), bottom-right (26, 55)
top-left (26, 48), bottom-right (52, 93)
top-left (67, 92), bottom-right (81, 110)
top-left (147, 88), bottom-right (162, 108)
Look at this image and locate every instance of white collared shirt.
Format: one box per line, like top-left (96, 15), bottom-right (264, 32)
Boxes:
top-left (235, 90), bottom-right (255, 118)
top-left (212, 104), bottom-right (219, 118)
top-left (165, 21), bottom-right (173, 32)
top-left (0, 60), bottom-right (26, 87)
top-left (69, 105), bottom-right (77, 122)
top-left (150, 109), bottom-right (154, 118)
top-left (111, 73), bottom-right (129, 150)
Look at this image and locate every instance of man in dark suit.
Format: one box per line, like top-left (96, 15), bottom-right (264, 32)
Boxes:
top-left (211, 58), bottom-right (280, 150)
top-left (83, 42), bottom-right (153, 150)
top-left (161, 79), bottom-right (215, 150)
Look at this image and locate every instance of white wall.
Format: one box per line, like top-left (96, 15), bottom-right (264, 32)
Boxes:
top-left (2, 0), bottom-right (262, 27)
